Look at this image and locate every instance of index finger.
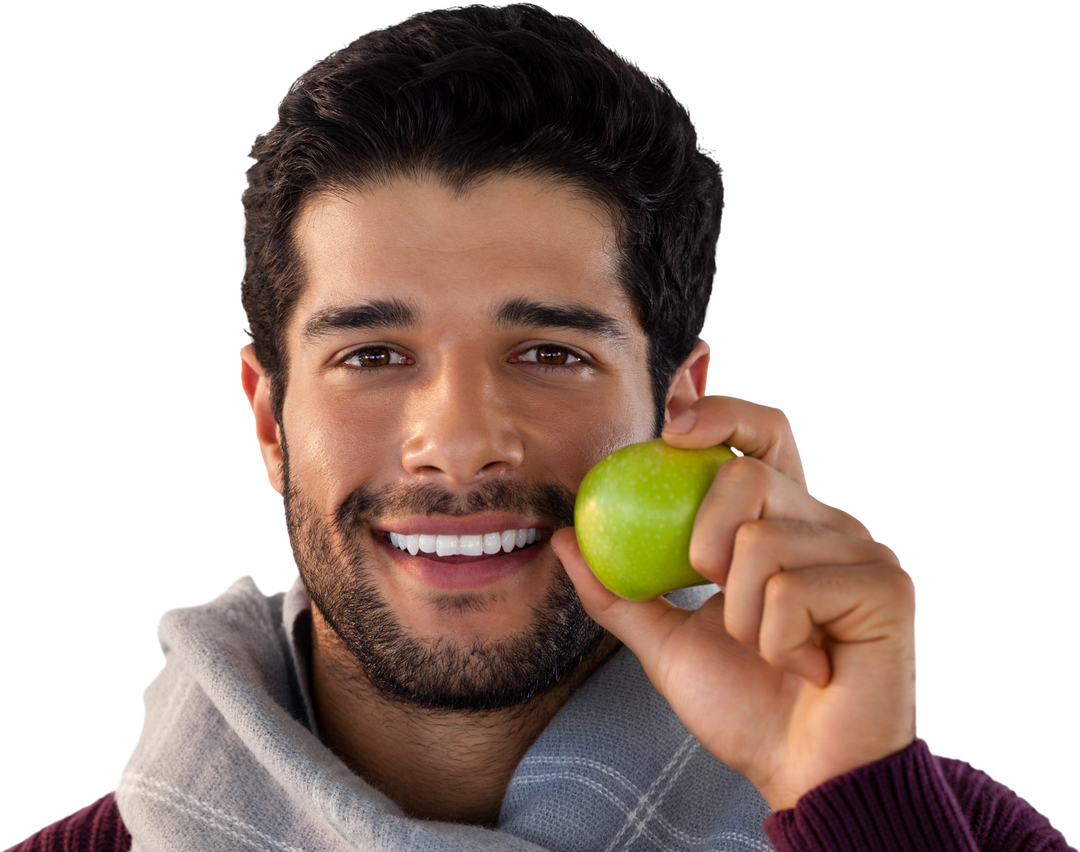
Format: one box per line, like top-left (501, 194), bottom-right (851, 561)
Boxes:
top-left (663, 396), bottom-right (806, 487)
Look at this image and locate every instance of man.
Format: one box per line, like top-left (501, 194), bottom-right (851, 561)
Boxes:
top-left (10, 5), bottom-right (1072, 851)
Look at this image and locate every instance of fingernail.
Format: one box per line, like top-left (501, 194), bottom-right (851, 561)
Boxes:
top-left (664, 410), bottom-right (696, 434)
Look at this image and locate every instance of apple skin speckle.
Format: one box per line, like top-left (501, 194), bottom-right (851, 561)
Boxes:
top-left (574, 439), bottom-right (737, 600)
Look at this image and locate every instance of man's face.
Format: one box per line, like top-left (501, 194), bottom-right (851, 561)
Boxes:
top-left (274, 175), bottom-right (657, 710)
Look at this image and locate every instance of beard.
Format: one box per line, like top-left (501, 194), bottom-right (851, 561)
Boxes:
top-left (281, 443), bottom-right (606, 713)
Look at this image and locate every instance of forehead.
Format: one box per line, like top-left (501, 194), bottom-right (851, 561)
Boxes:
top-left (288, 175), bottom-right (638, 336)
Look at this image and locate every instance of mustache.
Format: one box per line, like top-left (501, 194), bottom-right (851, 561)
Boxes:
top-left (333, 478), bottom-right (577, 530)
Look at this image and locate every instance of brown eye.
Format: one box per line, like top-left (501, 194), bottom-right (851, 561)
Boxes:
top-left (514, 344), bottom-right (583, 366)
top-left (343, 346), bottom-right (412, 369)
top-left (536, 345), bottom-right (571, 365)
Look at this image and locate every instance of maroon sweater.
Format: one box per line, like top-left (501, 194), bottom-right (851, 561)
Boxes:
top-left (6, 740), bottom-right (1073, 851)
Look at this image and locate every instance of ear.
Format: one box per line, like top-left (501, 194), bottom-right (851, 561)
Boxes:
top-left (241, 344), bottom-right (285, 494)
top-left (664, 339), bottom-right (710, 424)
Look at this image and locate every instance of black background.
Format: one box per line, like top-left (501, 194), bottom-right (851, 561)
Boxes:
top-left (8, 4), bottom-right (1071, 842)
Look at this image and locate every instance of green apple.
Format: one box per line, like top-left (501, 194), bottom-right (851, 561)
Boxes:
top-left (574, 439), bottom-right (737, 600)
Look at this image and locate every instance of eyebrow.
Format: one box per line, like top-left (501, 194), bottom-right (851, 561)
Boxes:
top-left (299, 295), bottom-right (629, 347)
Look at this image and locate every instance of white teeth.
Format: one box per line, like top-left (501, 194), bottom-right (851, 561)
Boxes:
top-left (389, 528), bottom-right (541, 557)
top-left (438, 534), bottom-right (486, 556)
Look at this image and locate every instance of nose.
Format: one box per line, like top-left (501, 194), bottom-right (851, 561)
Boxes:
top-left (400, 354), bottom-right (524, 485)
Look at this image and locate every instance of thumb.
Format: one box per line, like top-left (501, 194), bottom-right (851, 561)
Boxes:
top-left (551, 527), bottom-right (687, 664)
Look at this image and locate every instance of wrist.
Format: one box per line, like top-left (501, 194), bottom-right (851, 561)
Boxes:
top-left (757, 733), bottom-right (918, 812)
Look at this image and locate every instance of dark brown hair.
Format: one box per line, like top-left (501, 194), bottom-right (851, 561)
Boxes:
top-left (242, 4), bottom-right (723, 431)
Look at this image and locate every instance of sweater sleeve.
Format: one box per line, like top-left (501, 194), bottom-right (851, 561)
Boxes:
top-left (761, 739), bottom-right (1074, 852)
top-left (4, 793), bottom-right (131, 852)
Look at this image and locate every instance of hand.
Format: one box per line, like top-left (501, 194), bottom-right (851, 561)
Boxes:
top-left (552, 396), bottom-right (916, 811)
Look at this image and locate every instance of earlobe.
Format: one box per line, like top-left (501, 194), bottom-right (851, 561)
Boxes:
top-left (240, 344), bottom-right (285, 494)
top-left (664, 339), bottom-right (710, 423)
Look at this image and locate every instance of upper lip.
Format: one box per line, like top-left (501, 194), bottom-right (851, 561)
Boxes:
top-left (374, 513), bottom-right (550, 537)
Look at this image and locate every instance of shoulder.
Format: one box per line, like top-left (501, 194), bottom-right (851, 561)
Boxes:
top-left (5, 794), bottom-right (130, 852)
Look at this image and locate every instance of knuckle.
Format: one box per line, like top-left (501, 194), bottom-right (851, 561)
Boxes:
top-left (875, 542), bottom-right (901, 566)
top-left (688, 537), bottom-right (724, 576)
top-left (763, 570), bottom-right (797, 608)
top-left (767, 405), bottom-right (792, 434)
top-left (716, 454), bottom-right (764, 486)
top-left (831, 507), bottom-right (873, 540)
top-left (883, 563), bottom-right (916, 605)
top-left (773, 403), bottom-right (799, 444)
top-left (732, 518), bottom-right (769, 553)
top-left (862, 560), bottom-right (915, 617)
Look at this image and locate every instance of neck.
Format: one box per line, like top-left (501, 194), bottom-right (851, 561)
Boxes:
top-left (308, 606), bottom-right (619, 826)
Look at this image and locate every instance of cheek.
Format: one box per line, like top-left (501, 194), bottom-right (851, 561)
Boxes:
top-left (584, 366), bottom-right (659, 460)
top-left (523, 376), bottom-right (656, 492)
top-left (573, 414), bottom-right (655, 482)
top-left (283, 387), bottom-right (404, 502)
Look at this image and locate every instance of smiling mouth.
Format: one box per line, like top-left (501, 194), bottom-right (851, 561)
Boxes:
top-left (378, 529), bottom-right (552, 587)
top-left (386, 528), bottom-right (542, 558)
top-left (382, 529), bottom-right (548, 561)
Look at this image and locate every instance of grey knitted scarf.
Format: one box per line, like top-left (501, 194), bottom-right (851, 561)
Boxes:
top-left (116, 577), bottom-right (773, 851)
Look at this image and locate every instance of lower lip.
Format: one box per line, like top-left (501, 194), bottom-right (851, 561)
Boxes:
top-left (377, 535), bottom-right (544, 590)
